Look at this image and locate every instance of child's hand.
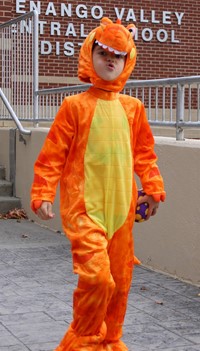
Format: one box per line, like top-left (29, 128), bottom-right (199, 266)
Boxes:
top-left (137, 194), bottom-right (159, 220)
top-left (36, 201), bottom-right (55, 220)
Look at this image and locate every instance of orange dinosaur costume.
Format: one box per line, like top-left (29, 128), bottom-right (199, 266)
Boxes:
top-left (31, 18), bottom-right (165, 351)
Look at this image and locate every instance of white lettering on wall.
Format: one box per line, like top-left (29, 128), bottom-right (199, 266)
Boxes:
top-left (40, 40), bottom-right (75, 56)
top-left (142, 28), bottom-right (153, 41)
top-left (76, 4), bottom-right (88, 19)
top-left (156, 29), bottom-right (168, 42)
top-left (163, 11), bottom-right (171, 24)
top-left (15, 1), bottom-right (185, 57)
top-left (20, 20), bottom-right (32, 33)
top-left (64, 42), bottom-right (74, 56)
top-left (39, 21), bottom-right (47, 35)
top-left (65, 23), bottom-right (76, 37)
top-left (140, 9), bottom-right (149, 23)
top-left (50, 22), bottom-right (61, 36)
top-left (56, 41), bottom-right (60, 55)
top-left (80, 23), bottom-right (87, 38)
top-left (16, 0), bottom-right (26, 13)
top-left (114, 7), bottom-right (125, 20)
top-left (45, 2), bottom-right (56, 16)
top-left (61, 3), bottom-right (72, 17)
top-left (175, 12), bottom-right (184, 25)
top-left (91, 6), bottom-right (103, 19)
top-left (41, 41), bottom-right (52, 55)
top-left (30, 1), bottom-right (41, 14)
top-left (126, 9), bottom-right (136, 22)
top-left (171, 30), bottom-right (180, 43)
top-left (152, 10), bottom-right (160, 24)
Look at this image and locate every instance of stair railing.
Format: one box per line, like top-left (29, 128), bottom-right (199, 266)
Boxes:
top-left (0, 88), bottom-right (31, 135)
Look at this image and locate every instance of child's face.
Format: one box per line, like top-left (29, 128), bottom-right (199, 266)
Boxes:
top-left (92, 45), bottom-right (125, 82)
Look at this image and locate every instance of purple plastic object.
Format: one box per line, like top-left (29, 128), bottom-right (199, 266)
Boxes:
top-left (135, 189), bottom-right (149, 222)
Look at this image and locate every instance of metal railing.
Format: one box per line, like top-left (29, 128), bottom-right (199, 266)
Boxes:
top-left (35, 76), bottom-right (200, 140)
top-left (0, 11), bottom-right (200, 140)
top-left (0, 10), bottom-right (38, 129)
top-left (0, 88), bottom-right (31, 134)
top-left (124, 76), bottom-right (200, 140)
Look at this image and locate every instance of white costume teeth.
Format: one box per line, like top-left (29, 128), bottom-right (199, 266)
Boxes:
top-left (95, 40), bottom-right (127, 56)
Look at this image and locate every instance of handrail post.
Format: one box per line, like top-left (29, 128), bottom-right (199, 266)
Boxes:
top-left (33, 10), bottom-right (39, 127)
top-left (176, 83), bottom-right (185, 140)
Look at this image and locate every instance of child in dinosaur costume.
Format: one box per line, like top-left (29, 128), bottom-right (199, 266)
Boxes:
top-left (31, 17), bottom-right (166, 351)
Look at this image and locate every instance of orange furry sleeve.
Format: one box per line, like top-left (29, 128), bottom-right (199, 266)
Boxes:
top-left (31, 98), bottom-right (75, 210)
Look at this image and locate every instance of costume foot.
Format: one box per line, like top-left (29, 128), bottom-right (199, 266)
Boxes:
top-left (54, 322), bottom-right (107, 351)
top-left (104, 340), bottom-right (128, 351)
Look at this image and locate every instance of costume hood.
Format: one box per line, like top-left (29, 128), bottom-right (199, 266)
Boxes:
top-left (78, 17), bottom-right (137, 92)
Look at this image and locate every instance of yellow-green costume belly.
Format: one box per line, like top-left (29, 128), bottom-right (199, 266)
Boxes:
top-left (84, 99), bottom-right (132, 239)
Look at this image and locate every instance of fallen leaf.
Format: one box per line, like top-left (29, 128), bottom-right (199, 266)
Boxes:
top-left (0, 208), bottom-right (28, 220)
top-left (140, 286), bottom-right (148, 291)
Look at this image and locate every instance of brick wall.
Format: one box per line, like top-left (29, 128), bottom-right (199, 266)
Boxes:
top-left (0, 0), bottom-right (199, 88)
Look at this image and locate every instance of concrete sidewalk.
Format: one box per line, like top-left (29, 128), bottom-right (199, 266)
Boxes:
top-left (0, 219), bottom-right (200, 351)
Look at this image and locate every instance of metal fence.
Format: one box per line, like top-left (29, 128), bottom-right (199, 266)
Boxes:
top-left (0, 10), bottom-right (38, 124)
top-left (36, 76), bottom-right (200, 140)
top-left (0, 11), bottom-right (200, 140)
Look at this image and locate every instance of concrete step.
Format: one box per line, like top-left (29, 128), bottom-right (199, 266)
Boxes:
top-left (0, 165), bottom-right (22, 213)
top-left (0, 179), bottom-right (13, 196)
top-left (0, 196), bottom-right (21, 214)
top-left (0, 165), bottom-right (5, 180)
